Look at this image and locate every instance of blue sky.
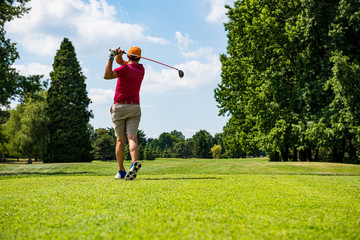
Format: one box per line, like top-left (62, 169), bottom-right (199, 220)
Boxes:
top-left (6, 0), bottom-right (232, 139)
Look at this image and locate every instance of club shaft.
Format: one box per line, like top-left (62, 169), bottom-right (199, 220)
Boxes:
top-left (140, 56), bottom-right (179, 71)
top-left (125, 52), bottom-right (179, 71)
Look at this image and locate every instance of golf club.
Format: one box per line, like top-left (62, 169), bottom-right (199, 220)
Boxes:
top-left (109, 48), bottom-right (184, 78)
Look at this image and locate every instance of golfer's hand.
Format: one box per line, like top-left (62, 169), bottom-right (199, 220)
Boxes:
top-left (109, 50), bottom-right (116, 58)
top-left (116, 48), bottom-right (125, 55)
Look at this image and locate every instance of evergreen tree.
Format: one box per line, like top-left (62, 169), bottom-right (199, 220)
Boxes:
top-left (144, 144), bottom-right (155, 160)
top-left (173, 140), bottom-right (194, 158)
top-left (45, 38), bottom-right (93, 163)
top-left (93, 134), bottom-right (114, 161)
top-left (193, 130), bottom-right (213, 158)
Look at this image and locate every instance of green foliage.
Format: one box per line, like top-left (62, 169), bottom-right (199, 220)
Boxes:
top-left (137, 129), bottom-right (147, 146)
top-left (3, 107), bottom-right (23, 158)
top-left (3, 95), bottom-right (48, 160)
top-left (172, 140), bottom-right (194, 158)
top-left (144, 145), bottom-right (155, 160)
top-left (45, 38), bottom-right (93, 163)
top-left (147, 131), bottom-right (188, 158)
top-left (0, 0), bottom-right (36, 105)
top-left (158, 132), bottom-right (176, 149)
top-left (216, 0), bottom-right (360, 163)
top-left (92, 132), bottom-right (114, 161)
top-left (0, 0), bottom-right (30, 25)
top-left (193, 130), bottom-right (214, 158)
top-left (0, 0), bottom-right (43, 146)
top-left (138, 143), bottom-right (144, 160)
top-left (210, 144), bottom-right (222, 159)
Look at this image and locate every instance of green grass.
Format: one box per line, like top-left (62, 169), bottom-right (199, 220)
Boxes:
top-left (1, 158), bottom-right (360, 239)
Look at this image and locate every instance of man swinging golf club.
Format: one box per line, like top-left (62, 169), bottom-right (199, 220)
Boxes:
top-left (104, 46), bottom-right (144, 180)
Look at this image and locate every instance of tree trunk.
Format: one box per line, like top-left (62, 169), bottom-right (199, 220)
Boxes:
top-left (1, 153), bottom-right (5, 162)
top-left (314, 148), bottom-right (319, 162)
top-left (281, 145), bottom-right (289, 162)
top-left (348, 135), bottom-right (357, 163)
top-left (349, 142), bottom-right (357, 163)
top-left (333, 145), bottom-right (344, 163)
top-left (274, 151), bottom-right (280, 162)
top-left (292, 147), bottom-right (298, 162)
top-left (299, 150), bottom-right (306, 162)
top-left (306, 148), bottom-right (312, 162)
top-left (339, 139), bottom-right (346, 163)
top-left (333, 146), bottom-right (339, 162)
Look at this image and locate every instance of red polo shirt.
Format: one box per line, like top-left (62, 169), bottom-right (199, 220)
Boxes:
top-left (113, 63), bottom-right (145, 104)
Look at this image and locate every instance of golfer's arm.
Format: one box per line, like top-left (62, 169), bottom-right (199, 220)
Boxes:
top-left (103, 59), bottom-right (118, 79)
top-left (115, 55), bottom-right (129, 65)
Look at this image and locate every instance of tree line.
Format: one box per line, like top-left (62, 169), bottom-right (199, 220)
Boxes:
top-left (2, 0), bottom-right (359, 163)
top-left (1, 1), bottom-right (229, 162)
top-left (215, 0), bottom-right (360, 163)
top-left (1, 37), bottom-right (93, 163)
top-left (91, 128), bottom-right (227, 161)
top-left (1, 1), bottom-right (92, 163)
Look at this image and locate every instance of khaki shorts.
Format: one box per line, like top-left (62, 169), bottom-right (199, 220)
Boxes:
top-left (110, 104), bottom-right (141, 137)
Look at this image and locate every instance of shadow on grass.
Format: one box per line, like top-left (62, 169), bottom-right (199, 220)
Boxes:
top-left (1, 172), bottom-right (359, 179)
top-left (0, 171), bottom-right (95, 177)
top-left (139, 177), bottom-right (222, 181)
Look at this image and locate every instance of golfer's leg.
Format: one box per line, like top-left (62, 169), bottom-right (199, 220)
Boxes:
top-left (116, 136), bottom-right (126, 171)
top-left (127, 134), bottom-right (138, 163)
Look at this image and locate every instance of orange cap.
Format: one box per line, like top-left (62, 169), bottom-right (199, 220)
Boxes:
top-left (127, 46), bottom-right (141, 59)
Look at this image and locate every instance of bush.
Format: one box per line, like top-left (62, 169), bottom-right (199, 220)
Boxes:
top-left (211, 145), bottom-right (222, 159)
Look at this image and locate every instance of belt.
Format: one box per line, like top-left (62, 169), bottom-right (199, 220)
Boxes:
top-left (114, 101), bottom-right (139, 105)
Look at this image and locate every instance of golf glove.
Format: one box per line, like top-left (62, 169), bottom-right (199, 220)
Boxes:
top-left (109, 50), bottom-right (116, 58)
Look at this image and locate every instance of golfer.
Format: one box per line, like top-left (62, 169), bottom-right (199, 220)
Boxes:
top-left (103, 46), bottom-right (145, 180)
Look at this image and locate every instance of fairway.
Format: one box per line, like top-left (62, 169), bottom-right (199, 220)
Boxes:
top-left (1, 158), bottom-right (360, 239)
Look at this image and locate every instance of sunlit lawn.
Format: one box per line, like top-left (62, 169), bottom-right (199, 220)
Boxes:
top-left (1, 158), bottom-right (359, 239)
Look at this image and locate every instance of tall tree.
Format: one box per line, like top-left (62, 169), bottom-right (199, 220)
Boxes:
top-left (1, 0), bottom-right (30, 111)
top-left (215, 0), bottom-right (359, 163)
top-left (92, 128), bottom-right (115, 160)
top-left (173, 140), bottom-right (194, 158)
top-left (93, 134), bottom-right (114, 161)
top-left (193, 130), bottom-right (213, 158)
top-left (3, 94), bottom-right (47, 162)
top-left (158, 132), bottom-right (176, 150)
top-left (3, 106), bottom-right (23, 159)
top-left (326, 0), bottom-right (360, 163)
top-left (45, 38), bottom-right (93, 163)
top-left (0, 0), bottom-right (43, 147)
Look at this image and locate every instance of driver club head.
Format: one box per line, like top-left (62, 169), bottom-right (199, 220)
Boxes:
top-left (178, 70), bottom-right (184, 78)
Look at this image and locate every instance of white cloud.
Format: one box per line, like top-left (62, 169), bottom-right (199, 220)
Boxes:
top-left (145, 36), bottom-right (169, 45)
top-left (204, 0), bottom-right (231, 23)
top-left (5, 0), bottom-right (167, 56)
top-left (20, 34), bottom-right (63, 56)
top-left (89, 88), bottom-right (114, 107)
top-left (142, 54), bottom-right (220, 93)
top-left (13, 61), bottom-right (88, 79)
top-left (175, 32), bottom-right (194, 51)
top-left (79, 61), bottom-right (89, 75)
top-left (12, 62), bottom-right (52, 77)
top-left (141, 31), bottom-right (221, 93)
top-left (180, 47), bottom-right (214, 60)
